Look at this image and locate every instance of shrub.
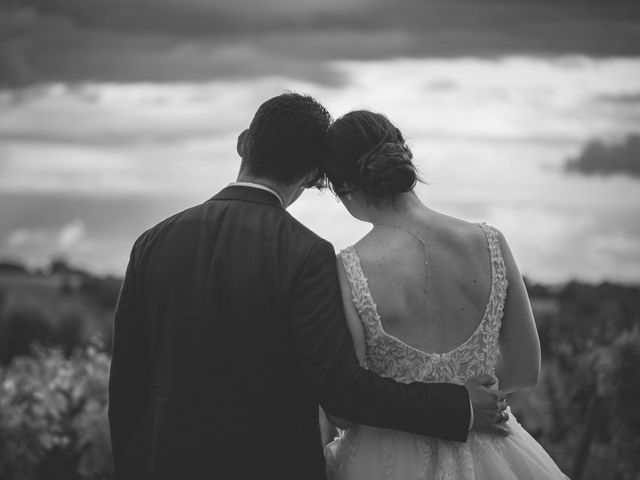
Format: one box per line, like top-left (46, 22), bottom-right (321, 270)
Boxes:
top-left (0, 342), bottom-right (113, 480)
top-left (0, 303), bottom-right (56, 365)
top-left (591, 327), bottom-right (640, 480)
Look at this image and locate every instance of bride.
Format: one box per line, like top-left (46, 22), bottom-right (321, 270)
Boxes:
top-left (321, 110), bottom-right (569, 479)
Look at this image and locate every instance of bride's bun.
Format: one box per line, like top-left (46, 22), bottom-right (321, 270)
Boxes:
top-left (356, 142), bottom-right (417, 199)
top-left (323, 110), bottom-right (422, 202)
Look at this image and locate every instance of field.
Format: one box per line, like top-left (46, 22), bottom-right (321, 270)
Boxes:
top-left (0, 262), bottom-right (639, 480)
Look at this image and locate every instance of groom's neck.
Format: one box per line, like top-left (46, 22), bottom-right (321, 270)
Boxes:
top-left (235, 172), bottom-right (298, 208)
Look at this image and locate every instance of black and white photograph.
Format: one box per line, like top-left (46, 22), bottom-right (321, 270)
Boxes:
top-left (1, 0), bottom-right (639, 479)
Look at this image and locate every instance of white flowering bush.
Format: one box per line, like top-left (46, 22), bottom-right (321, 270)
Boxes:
top-left (0, 341), bottom-right (113, 480)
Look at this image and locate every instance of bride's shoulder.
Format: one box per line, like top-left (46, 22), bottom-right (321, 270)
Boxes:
top-left (444, 219), bottom-right (514, 269)
top-left (349, 235), bottom-right (376, 262)
top-left (348, 230), bottom-right (398, 269)
top-left (433, 213), bottom-right (488, 248)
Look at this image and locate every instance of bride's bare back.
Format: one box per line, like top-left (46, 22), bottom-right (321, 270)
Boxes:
top-left (354, 211), bottom-right (492, 355)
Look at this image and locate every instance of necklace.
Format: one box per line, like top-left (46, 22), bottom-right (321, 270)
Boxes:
top-left (372, 222), bottom-right (431, 302)
top-left (373, 223), bottom-right (429, 263)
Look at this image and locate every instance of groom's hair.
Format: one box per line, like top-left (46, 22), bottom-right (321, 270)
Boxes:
top-left (241, 92), bottom-right (332, 185)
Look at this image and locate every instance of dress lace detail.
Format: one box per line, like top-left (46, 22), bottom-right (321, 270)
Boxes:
top-left (339, 223), bottom-right (507, 386)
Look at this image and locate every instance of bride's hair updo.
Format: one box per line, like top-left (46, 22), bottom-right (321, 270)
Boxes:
top-left (322, 110), bottom-right (419, 202)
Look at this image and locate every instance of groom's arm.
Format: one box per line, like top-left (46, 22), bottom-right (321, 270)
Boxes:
top-left (108, 238), bottom-right (150, 465)
top-left (290, 240), bottom-right (471, 442)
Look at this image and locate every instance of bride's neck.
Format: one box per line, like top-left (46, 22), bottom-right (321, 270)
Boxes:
top-left (368, 191), bottom-right (428, 225)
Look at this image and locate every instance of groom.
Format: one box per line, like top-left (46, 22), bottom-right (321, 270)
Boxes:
top-left (108, 92), bottom-right (508, 479)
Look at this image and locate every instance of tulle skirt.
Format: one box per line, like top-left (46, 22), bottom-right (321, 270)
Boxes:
top-left (325, 408), bottom-right (570, 480)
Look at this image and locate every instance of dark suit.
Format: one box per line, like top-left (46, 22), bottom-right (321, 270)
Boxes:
top-left (108, 185), bottom-right (470, 479)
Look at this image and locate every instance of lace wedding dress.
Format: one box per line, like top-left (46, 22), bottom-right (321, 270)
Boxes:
top-left (325, 224), bottom-right (569, 480)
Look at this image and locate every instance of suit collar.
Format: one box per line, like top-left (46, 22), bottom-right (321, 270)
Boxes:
top-left (210, 185), bottom-right (284, 209)
top-left (228, 182), bottom-right (284, 206)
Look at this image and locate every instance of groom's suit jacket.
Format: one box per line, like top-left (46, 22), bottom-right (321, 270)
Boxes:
top-left (108, 185), bottom-right (471, 480)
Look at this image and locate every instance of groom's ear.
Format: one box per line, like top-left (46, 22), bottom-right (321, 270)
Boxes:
top-left (237, 129), bottom-right (250, 158)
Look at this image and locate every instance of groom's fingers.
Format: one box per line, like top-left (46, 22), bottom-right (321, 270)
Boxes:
top-left (496, 411), bottom-right (509, 423)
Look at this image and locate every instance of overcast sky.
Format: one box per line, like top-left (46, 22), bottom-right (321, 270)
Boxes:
top-left (1, 0), bottom-right (639, 283)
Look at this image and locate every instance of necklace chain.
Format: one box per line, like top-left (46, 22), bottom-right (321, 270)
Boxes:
top-left (372, 223), bottom-right (431, 306)
top-left (373, 223), bottom-right (429, 265)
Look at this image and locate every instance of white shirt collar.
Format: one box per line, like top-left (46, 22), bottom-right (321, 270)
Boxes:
top-left (228, 182), bottom-right (284, 207)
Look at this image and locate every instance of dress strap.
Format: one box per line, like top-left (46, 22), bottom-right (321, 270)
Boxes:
top-left (339, 246), bottom-right (383, 337)
top-left (477, 223), bottom-right (509, 336)
top-left (477, 223), bottom-right (507, 290)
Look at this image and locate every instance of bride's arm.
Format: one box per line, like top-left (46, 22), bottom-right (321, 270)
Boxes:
top-left (336, 256), bottom-right (366, 363)
top-left (326, 255), bottom-right (367, 429)
top-left (495, 230), bottom-right (541, 394)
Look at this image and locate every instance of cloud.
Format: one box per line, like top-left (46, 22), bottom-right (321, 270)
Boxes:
top-left (327, 57), bottom-right (640, 144)
top-left (0, 193), bottom-right (195, 273)
top-left (565, 135), bottom-right (640, 177)
top-left (7, 219), bottom-right (86, 251)
top-left (1, 57), bottom-right (639, 198)
top-left (1, 0), bottom-right (640, 87)
top-left (0, 55), bottom-right (639, 282)
top-left (595, 92), bottom-right (640, 105)
top-left (0, 1), bottom-right (353, 87)
top-left (0, 83), bottom-right (245, 147)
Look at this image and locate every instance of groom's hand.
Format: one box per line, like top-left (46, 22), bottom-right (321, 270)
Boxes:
top-left (465, 375), bottom-right (510, 436)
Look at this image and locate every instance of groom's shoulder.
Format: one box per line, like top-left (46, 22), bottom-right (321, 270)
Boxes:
top-left (280, 209), bottom-right (331, 248)
top-left (130, 203), bottom-right (204, 251)
top-left (131, 201), bottom-right (333, 257)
